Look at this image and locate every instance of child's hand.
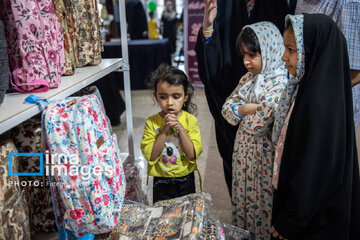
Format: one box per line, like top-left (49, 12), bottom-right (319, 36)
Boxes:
top-left (164, 113), bottom-right (183, 133)
top-left (238, 103), bottom-right (259, 115)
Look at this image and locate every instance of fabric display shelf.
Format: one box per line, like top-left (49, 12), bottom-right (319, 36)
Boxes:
top-left (0, 59), bottom-right (126, 135)
top-left (95, 193), bottom-right (250, 240)
top-left (103, 39), bottom-right (172, 90)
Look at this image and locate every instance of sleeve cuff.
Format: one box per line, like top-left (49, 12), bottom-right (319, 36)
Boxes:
top-left (232, 102), bottom-right (245, 117)
top-left (203, 35), bottom-right (213, 44)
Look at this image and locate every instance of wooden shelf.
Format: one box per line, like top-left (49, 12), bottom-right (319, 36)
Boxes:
top-left (0, 58), bottom-right (126, 134)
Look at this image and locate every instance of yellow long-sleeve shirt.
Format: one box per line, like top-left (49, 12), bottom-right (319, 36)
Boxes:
top-left (148, 19), bottom-right (159, 39)
top-left (141, 111), bottom-right (202, 177)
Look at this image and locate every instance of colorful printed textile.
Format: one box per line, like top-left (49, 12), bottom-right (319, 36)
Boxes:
top-left (53, 0), bottom-right (78, 75)
top-left (68, 0), bottom-right (103, 66)
top-left (0, 20), bottom-right (9, 105)
top-left (141, 111), bottom-right (202, 178)
top-left (43, 94), bottom-right (126, 237)
top-left (221, 21), bottom-right (288, 239)
top-left (96, 193), bottom-right (207, 240)
top-left (2, 0), bottom-right (65, 92)
top-left (11, 117), bottom-right (55, 232)
top-left (0, 140), bottom-right (31, 240)
top-left (272, 15), bottom-right (305, 189)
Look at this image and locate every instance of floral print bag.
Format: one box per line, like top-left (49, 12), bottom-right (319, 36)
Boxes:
top-left (11, 117), bottom-right (56, 233)
top-left (0, 139), bottom-right (31, 240)
top-left (1, 0), bottom-right (65, 92)
top-left (68, 0), bottom-right (103, 67)
top-left (43, 94), bottom-right (126, 238)
top-left (53, 0), bottom-right (77, 75)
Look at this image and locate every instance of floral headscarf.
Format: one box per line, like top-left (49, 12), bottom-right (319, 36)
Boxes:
top-left (236, 21), bottom-right (287, 103)
top-left (272, 15), bottom-right (306, 147)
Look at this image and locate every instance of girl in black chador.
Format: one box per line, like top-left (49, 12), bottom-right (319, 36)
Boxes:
top-left (271, 14), bottom-right (360, 240)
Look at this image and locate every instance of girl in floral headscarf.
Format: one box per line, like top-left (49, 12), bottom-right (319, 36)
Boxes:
top-left (221, 21), bottom-right (288, 240)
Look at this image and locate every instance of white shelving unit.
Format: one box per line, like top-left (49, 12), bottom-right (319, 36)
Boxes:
top-left (0, 1), bottom-right (136, 161)
top-left (119, 0), bottom-right (135, 161)
top-left (0, 59), bottom-right (124, 134)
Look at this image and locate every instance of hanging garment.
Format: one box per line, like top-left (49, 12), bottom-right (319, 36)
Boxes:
top-left (53, 0), bottom-right (78, 75)
top-left (43, 94), bottom-right (126, 238)
top-left (1, 0), bottom-right (65, 92)
top-left (68, 0), bottom-right (103, 67)
top-left (0, 20), bottom-right (9, 106)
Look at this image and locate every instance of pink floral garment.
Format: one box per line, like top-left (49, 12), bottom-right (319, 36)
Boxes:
top-left (272, 102), bottom-right (295, 189)
top-left (3, 0), bottom-right (65, 92)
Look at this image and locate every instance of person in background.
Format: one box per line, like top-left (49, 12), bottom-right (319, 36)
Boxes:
top-left (148, 12), bottom-right (159, 39)
top-left (295, 0), bottom-right (360, 130)
top-left (195, 0), bottom-right (295, 197)
top-left (141, 65), bottom-right (202, 204)
top-left (125, 0), bottom-right (148, 40)
top-left (222, 21), bottom-right (288, 239)
top-left (161, 1), bottom-right (178, 54)
top-left (270, 14), bottom-right (360, 240)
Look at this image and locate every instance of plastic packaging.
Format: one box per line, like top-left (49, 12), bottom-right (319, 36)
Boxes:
top-left (95, 193), bottom-right (249, 240)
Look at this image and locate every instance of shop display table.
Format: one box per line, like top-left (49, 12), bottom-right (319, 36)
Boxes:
top-left (103, 39), bottom-right (172, 89)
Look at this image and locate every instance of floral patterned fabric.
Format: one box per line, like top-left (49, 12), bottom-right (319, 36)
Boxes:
top-left (53, 0), bottom-right (78, 75)
top-left (68, 0), bottom-right (103, 67)
top-left (95, 193), bottom-right (208, 240)
top-left (0, 140), bottom-right (31, 240)
top-left (272, 15), bottom-right (305, 147)
top-left (271, 15), bottom-right (305, 189)
top-left (2, 0), bottom-right (65, 92)
top-left (95, 193), bottom-right (250, 240)
top-left (43, 94), bottom-right (126, 238)
top-left (0, 140), bottom-right (21, 210)
top-left (221, 22), bottom-right (288, 239)
top-left (11, 117), bottom-right (56, 232)
top-left (0, 20), bottom-right (9, 106)
top-left (0, 190), bottom-right (31, 240)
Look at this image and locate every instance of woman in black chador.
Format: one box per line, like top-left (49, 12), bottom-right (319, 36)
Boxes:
top-left (270, 14), bottom-right (360, 240)
top-left (195, 0), bottom-right (295, 196)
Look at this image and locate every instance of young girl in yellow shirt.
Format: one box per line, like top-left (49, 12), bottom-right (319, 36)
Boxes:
top-left (141, 64), bottom-right (202, 203)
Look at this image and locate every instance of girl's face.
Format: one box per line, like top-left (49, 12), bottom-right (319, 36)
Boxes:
top-left (241, 44), bottom-right (262, 75)
top-left (154, 80), bottom-right (188, 117)
top-left (282, 29), bottom-right (298, 76)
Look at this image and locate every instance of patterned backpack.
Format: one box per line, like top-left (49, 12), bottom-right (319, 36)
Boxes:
top-left (0, 140), bottom-right (31, 240)
top-left (68, 0), bottom-right (103, 67)
top-left (0, 20), bottom-right (9, 106)
top-left (53, 0), bottom-right (78, 75)
top-left (11, 117), bottom-right (56, 233)
top-left (42, 94), bottom-right (126, 238)
top-left (1, 0), bottom-right (65, 92)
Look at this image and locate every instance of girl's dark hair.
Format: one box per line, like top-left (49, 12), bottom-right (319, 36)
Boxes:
top-left (151, 64), bottom-right (197, 114)
top-left (236, 27), bottom-right (261, 55)
top-left (285, 20), bottom-right (294, 32)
